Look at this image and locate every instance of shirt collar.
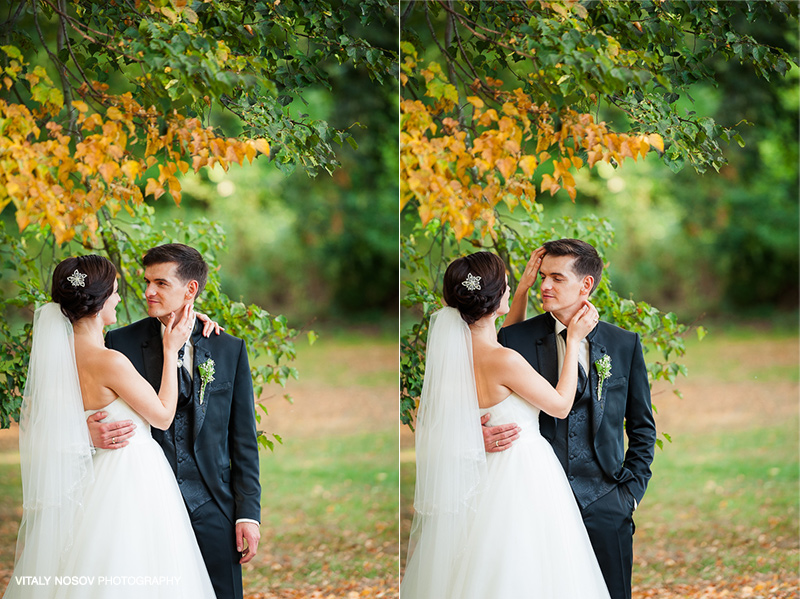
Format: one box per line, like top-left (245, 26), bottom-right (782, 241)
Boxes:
top-left (552, 312), bottom-right (567, 336)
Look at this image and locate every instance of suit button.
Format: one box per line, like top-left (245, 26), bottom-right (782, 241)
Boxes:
top-left (569, 475), bottom-right (575, 481)
top-left (569, 431), bottom-right (576, 438)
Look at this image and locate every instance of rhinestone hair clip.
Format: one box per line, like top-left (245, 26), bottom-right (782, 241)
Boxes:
top-left (67, 269), bottom-right (87, 287)
top-left (461, 273), bottom-right (482, 291)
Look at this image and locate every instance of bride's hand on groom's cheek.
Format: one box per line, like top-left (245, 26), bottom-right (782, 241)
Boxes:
top-left (481, 413), bottom-right (520, 453)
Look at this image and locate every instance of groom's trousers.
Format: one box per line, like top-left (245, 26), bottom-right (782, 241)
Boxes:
top-left (580, 484), bottom-right (635, 599)
top-left (190, 499), bottom-right (244, 599)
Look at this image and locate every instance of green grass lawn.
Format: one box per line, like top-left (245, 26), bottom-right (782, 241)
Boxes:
top-left (634, 423), bottom-right (798, 586)
top-left (246, 429), bottom-right (398, 591)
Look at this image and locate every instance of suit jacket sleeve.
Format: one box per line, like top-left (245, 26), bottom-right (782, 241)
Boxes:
top-left (623, 333), bottom-right (657, 505)
top-left (229, 339), bottom-right (262, 522)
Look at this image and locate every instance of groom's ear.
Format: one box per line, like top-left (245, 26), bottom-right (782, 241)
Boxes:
top-left (185, 280), bottom-right (199, 300)
top-left (580, 275), bottom-right (594, 297)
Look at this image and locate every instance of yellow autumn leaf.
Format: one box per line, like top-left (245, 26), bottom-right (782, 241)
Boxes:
top-left (121, 160), bottom-right (140, 180)
top-left (254, 138), bottom-right (270, 156)
top-left (647, 133), bottom-right (664, 153)
top-left (467, 96), bottom-right (484, 109)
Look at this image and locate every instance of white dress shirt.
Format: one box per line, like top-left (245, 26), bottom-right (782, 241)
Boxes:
top-left (552, 313), bottom-right (590, 376)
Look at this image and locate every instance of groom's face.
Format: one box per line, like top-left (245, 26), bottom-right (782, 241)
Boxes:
top-left (539, 254), bottom-right (591, 316)
top-left (143, 261), bottom-right (196, 320)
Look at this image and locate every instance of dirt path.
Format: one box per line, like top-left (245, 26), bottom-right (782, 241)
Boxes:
top-left (258, 342), bottom-right (398, 439)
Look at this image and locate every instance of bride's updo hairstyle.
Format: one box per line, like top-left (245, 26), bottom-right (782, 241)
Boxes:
top-left (51, 255), bottom-right (117, 323)
top-left (443, 251), bottom-right (506, 325)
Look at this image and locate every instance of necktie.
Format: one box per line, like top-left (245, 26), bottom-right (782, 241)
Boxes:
top-left (559, 329), bottom-right (587, 396)
top-left (177, 344), bottom-right (193, 405)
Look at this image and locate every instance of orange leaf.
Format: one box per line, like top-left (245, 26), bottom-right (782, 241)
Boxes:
top-left (144, 177), bottom-right (165, 200)
top-left (496, 157), bottom-right (515, 180)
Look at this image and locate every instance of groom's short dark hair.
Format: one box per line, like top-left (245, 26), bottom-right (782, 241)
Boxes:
top-left (143, 243), bottom-right (208, 298)
top-left (543, 239), bottom-right (603, 294)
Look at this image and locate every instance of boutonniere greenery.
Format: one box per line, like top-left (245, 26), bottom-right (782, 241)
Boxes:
top-left (595, 354), bottom-right (612, 398)
top-left (198, 358), bottom-right (216, 405)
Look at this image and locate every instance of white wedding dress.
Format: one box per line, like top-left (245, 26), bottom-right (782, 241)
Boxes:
top-left (4, 304), bottom-right (214, 599)
top-left (52, 398), bottom-right (215, 599)
top-left (401, 307), bottom-right (609, 599)
top-left (449, 393), bottom-right (610, 599)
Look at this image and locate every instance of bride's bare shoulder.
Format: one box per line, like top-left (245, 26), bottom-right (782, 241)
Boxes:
top-left (79, 345), bottom-right (133, 375)
top-left (479, 344), bottom-right (527, 370)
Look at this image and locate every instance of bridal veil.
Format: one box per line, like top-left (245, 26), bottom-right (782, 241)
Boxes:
top-left (6, 303), bottom-right (94, 598)
top-left (401, 306), bottom-right (487, 598)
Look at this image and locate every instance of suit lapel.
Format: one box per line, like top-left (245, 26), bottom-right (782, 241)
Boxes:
top-left (141, 318), bottom-right (165, 389)
top-left (191, 322), bottom-right (211, 441)
top-left (534, 317), bottom-right (559, 440)
top-left (587, 325), bottom-right (607, 434)
top-left (535, 332), bottom-right (560, 387)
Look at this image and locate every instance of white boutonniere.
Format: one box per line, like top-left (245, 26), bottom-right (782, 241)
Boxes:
top-left (198, 358), bottom-right (216, 405)
top-left (595, 354), bottom-right (612, 399)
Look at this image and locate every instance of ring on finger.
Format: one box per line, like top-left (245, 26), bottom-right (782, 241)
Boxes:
top-left (495, 440), bottom-right (499, 448)
top-left (112, 437), bottom-right (116, 444)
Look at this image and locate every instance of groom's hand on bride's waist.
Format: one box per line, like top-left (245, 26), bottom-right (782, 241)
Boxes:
top-left (481, 414), bottom-right (520, 453)
top-left (87, 411), bottom-right (136, 450)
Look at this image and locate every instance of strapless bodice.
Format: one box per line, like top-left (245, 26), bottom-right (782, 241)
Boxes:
top-left (85, 398), bottom-right (153, 447)
top-left (480, 393), bottom-right (541, 439)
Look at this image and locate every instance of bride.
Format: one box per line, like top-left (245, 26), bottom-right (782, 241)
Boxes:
top-left (401, 251), bottom-right (611, 598)
top-left (4, 255), bottom-right (215, 598)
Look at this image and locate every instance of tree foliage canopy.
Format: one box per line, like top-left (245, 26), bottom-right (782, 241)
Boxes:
top-left (399, 0), bottom-right (797, 430)
top-left (1, 0), bottom-right (397, 243)
top-left (0, 0), bottom-right (399, 443)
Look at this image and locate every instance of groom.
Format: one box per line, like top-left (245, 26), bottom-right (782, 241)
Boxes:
top-left (88, 243), bottom-right (261, 599)
top-left (486, 238), bottom-right (656, 599)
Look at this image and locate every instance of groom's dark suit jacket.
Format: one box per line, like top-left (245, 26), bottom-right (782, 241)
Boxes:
top-left (498, 313), bottom-right (656, 504)
top-left (106, 317), bottom-right (262, 524)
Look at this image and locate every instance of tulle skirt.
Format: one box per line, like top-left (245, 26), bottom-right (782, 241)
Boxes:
top-left (51, 431), bottom-right (215, 599)
top-left (402, 393), bottom-right (610, 599)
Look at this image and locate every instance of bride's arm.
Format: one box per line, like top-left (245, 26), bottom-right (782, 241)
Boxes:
top-left (502, 247), bottom-right (545, 328)
top-left (99, 306), bottom-right (193, 430)
top-left (495, 349), bottom-right (576, 419)
top-left (497, 303), bottom-right (596, 417)
top-left (98, 353), bottom-right (177, 429)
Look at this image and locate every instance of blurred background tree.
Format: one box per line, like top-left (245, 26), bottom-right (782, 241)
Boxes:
top-left (549, 8), bottom-right (799, 320)
top-left (399, 0), bottom-right (798, 426)
top-left (0, 0), bottom-right (399, 430)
